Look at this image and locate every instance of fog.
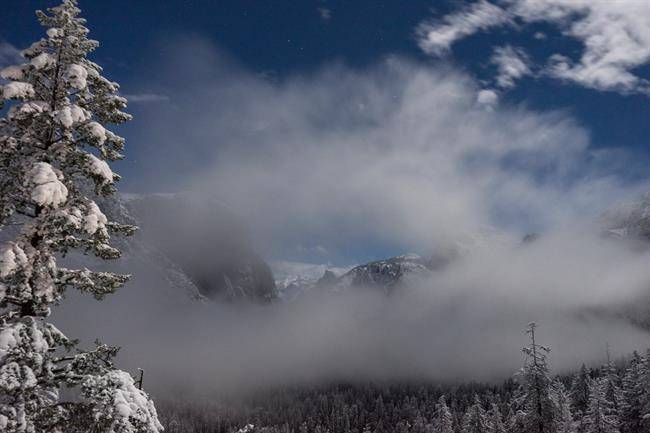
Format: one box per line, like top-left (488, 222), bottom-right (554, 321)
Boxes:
top-left (53, 229), bottom-right (650, 397)
top-left (52, 37), bottom-right (650, 397)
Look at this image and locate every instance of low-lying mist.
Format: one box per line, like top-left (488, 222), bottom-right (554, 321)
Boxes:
top-left (52, 226), bottom-right (650, 398)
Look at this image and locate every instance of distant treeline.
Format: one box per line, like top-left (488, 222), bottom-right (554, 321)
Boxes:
top-left (159, 325), bottom-right (650, 433)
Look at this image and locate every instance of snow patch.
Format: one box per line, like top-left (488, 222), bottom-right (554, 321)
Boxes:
top-left (0, 322), bottom-right (23, 361)
top-left (28, 162), bottom-right (68, 207)
top-left (86, 121), bottom-right (107, 145)
top-left (46, 28), bottom-right (62, 38)
top-left (0, 65), bottom-right (26, 81)
top-left (8, 101), bottom-right (50, 120)
top-left (30, 53), bottom-right (54, 70)
top-left (86, 154), bottom-right (114, 183)
top-left (65, 64), bottom-right (88, 90)
top-left (0, 243), bottom-right (28, 278)
top-left (56, 105), bottom-right (87, 127)
top-left (84, 201), bottom-right (108, 234)
top-left (2, 82), bottom-right (35, 100)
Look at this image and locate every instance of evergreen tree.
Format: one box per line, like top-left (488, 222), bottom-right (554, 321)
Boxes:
top-left (584, 379), bottom-right (620, 433)
top-left (507, 409), bottom-right (528, 433)
top-left (620, 352), bottom-right (644, 433)
top-left (571, 365), bottom-right (593, 419)
top-left (638, 350), bottom-right (650, 432)
top-left (435, 396), bottom-right (455, 433)
top-left (0, 1), bottom-right (161, 432)
top-left (555, 380), bottom-right (577, 433)
top-left (601, 352), bottom-right (622, 418)
top-left (514, 323), bottom-right (558, 433)
top-left (487, 403), bottom-right (507, 433)
top-left (462, 395), bottom-right (489, 433)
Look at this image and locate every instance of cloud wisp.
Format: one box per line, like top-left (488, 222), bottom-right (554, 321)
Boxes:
top-left (122, 93), bottom-right (170, 103)
top-left (491, 45), bottom-right (532, 89)
top-left (417, 0), bottom-right (511, 56)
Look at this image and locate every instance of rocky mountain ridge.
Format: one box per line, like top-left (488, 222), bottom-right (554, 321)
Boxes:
top-left (100, 192), bottom-right (278, 303)
top-left (274, 251), bottom-right (458, 300)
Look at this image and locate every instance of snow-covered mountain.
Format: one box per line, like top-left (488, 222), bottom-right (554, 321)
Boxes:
top-left (273, 251), bottom-right (459, 300)
top-left (330, 253), bottom-right (445, 294)
top-left (272, 261), bottom-right (350, 300)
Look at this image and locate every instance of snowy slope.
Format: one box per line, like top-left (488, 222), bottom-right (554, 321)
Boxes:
top-left (329, 253), bottom-right (454, 294)
top-left (271, 261), bottom-right (351, 301)
top-left (98, 192), bottom-right (278, 303)
top-left (272, 251), bottom-right (458, 300)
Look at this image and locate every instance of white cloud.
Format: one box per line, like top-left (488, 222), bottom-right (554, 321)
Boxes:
top-left (491, 45), bottom-right (531, 88)
top-left (514, 0), bottom-right (650, 94)
top-left (123, 93), bottom-right (170, 103)
top-left (476, 88), bottom-right (499, 108)
top-left (416, 0), bottom-right (511, 55)
top-left (417, 0), bottom-right (650, 95)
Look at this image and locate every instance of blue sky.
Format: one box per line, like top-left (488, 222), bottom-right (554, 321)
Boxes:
top-left (2, 0), bottom-right (650, 264)
top-left (3, 1), bottom-right (648, 156)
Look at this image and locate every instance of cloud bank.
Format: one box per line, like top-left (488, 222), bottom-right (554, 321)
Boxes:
top-left (128, 37), bottom-right (646, 263)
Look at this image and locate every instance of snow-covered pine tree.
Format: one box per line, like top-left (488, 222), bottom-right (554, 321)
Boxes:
top-left (554, 380), bottom-right (577, 433)
top-left (435, 396), bottom-right (455, 433)
top-left (507, 409), bottom-right (528, 433)
top-left (514, 322), bottom-right (559, 433)
top-left (486, 402), bottom-right (507, 433)
top-left (571, 365), bottom-right (592, 417)
top-left (461, 395), bottom-right (489, 433)
top-left (620, 351), bottom-right (644, 433)
top-left (571, 365), bottom-right (593, 433)
top-left (601, 352), bottom-right (622, 418)
top-left (583, 378), bottom-right (620, 433)
top-left (0, 1), bottom-right (161, 432)
top-left (638, 350), bottom-right (650, 432)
